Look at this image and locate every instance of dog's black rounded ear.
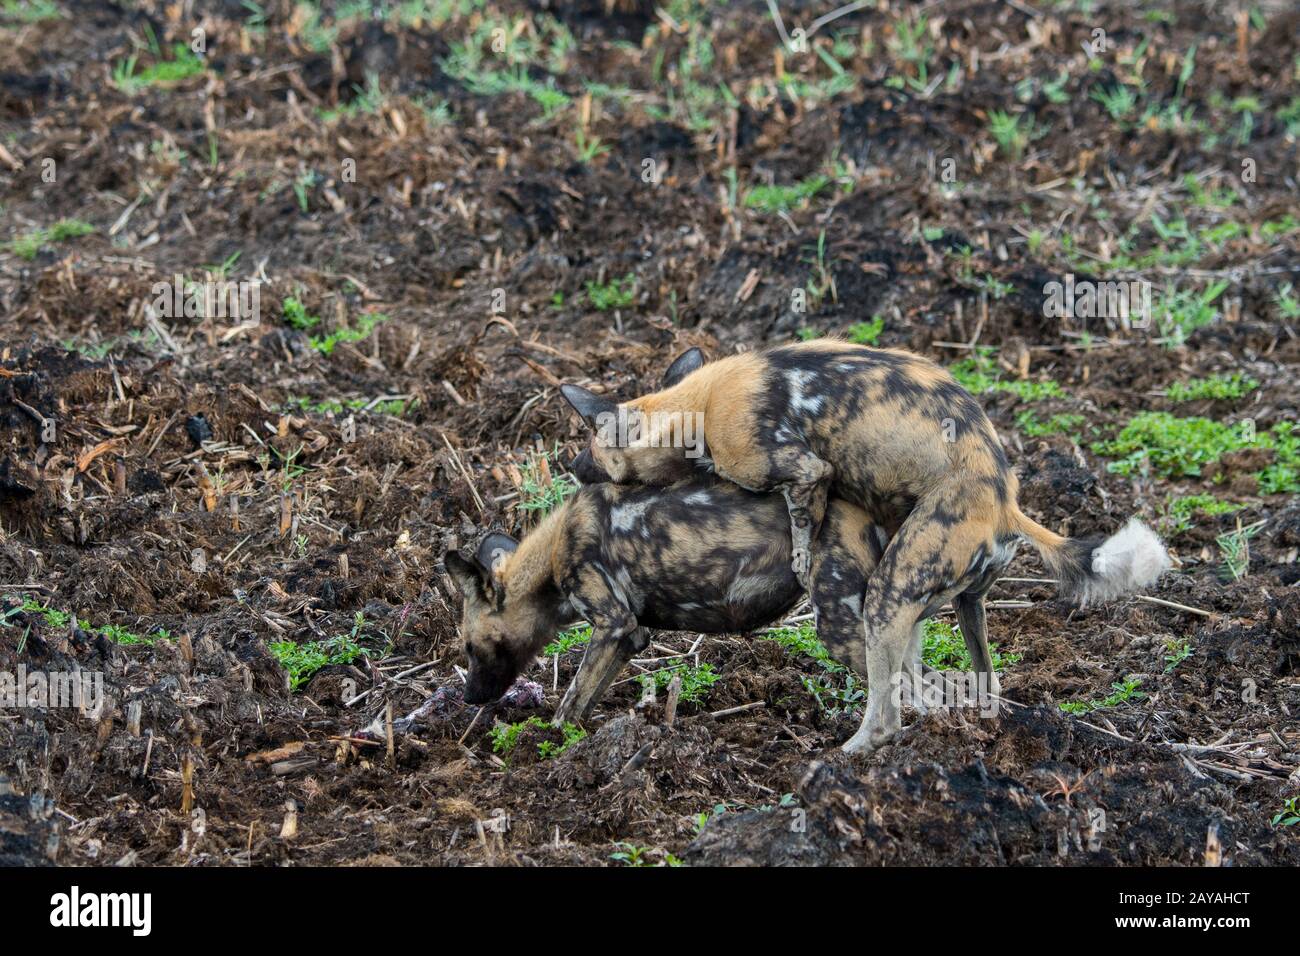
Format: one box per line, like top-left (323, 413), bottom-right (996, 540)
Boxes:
top-left (445, 552), bottom-right (485, 600)
top-left (560, 384), bottom-right (617, 427)
top-left (661, 347), bottom-right (705, 388)
top-left (476, 532), bottom-right (518, 576)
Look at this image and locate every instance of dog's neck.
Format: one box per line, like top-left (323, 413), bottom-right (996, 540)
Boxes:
top-left (632, 359), bottom-right (727, 415)
top-left (499, 500), bottom-right (568, 603)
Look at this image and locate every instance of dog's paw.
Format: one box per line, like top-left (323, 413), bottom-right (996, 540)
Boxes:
top-left (791, 548), bottom-right (811, 578)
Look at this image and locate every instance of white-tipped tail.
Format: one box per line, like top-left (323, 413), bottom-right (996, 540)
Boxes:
top-left (1007, 509), bottom-right (1172, 606)
top-left (1078, 519), bottom-right (1171, 606)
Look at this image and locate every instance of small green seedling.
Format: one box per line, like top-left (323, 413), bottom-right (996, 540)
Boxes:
top-left (1059, 676), bottom-right (1145, 715)
top-left (1272, 797), bottom-right (1300, 828)
top-left (584, 273), bottom-right (636, 311)
top-left (1163, 638), bottom-right (1193, 673)
top-left (641, 662), bottom-right (720, 705)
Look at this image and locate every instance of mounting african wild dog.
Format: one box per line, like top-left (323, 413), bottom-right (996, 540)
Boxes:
top-left (561, 340), bottom-right (1171, 753)
top-left (445, 352), bottom-right (954, 725)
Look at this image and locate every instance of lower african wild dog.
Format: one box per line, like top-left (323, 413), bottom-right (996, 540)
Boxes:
top-left (560, 340), bottom-right (1171, 753)
top-left (444, 478), bottom-right (914, 723)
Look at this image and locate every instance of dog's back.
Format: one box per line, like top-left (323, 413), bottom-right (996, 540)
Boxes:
top-left (560, 476), bottom-right (876, 637)
top-left (566, 477), bottom-right (803, 633)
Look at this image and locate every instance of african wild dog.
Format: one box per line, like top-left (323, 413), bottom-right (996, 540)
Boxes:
top-left (560, 340), bottom-right (1171, 752)
top-left (446, 352), bottom-right (943, 724)
top-left (444, 479), bottom-right (906, 723)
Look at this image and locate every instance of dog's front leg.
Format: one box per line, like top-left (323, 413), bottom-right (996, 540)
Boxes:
top-left (554, 607), bottom-right (647, 725)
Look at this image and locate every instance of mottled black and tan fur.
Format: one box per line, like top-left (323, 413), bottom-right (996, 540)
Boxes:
top-left (561, 341), bottom-right (1170, 752)
top-left (445, 478), bottom-right (917, 723)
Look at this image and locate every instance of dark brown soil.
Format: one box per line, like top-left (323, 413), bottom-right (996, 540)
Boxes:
top-left (1, 0), bottom-right (1298, 866)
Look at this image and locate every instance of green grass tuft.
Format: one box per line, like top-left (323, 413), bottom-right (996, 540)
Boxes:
top-left (744, 175), bottom-right (829, 214)
top-left (10, 218), bottom-right (94, 260)
top-left (112, 44), bottom-right (206, 94)
top-left (1166, 372), bottom-right (1258, 402)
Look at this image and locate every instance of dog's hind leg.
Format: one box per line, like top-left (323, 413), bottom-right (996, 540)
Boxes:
top-left (842, 600), bottom-right (921, 754)
top-left (902, 621), bottom-right (927, 714)
top-left (954, 589), bottom-right (1000, 699)
top-left (842, 486), bottom-right (997, 754)
top-left (712, 436), bottom-right (833, 586)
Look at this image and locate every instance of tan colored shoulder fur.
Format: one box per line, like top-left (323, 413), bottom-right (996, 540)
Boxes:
top-left (631, 351), bottom-right (767, 415)
top-left (498, 499), bottom-right (572, 597)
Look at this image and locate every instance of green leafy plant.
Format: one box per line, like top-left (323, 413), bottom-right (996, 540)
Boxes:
top-left (1, 0), bottom-right (62, 23)
top-left (1272, 283), bottom-right (1300, 320)
top-left (269, 612), bottom-right (374, 690)
top-left (4, 596), bottom-right (173, 647)
top-left (1164, 494), bottom-right (1243, 534)
top-left (1166, 373), bottom-right (1258, 402)
top-left (1152, 281), bottom-right (1228, 345)
top-left (490, 715), bottom-right (586, 760)
top-left (1272, 797), bottom-right (1300, 828)
top-left (694, 793), bottom-right (797, 833)
top-left (763, 621), bottom-right (864, 716)
top-left (544, 624), bottom-right (592, 657)
top-left (641, 662), bottom-right (720, 705)
top-left (1015, 410), bottom-right (1087, 441)
top-left (1093, 414), bottom-right (1298, 492)
top-left (584, 273), bottom-right (636, 311)
top-left (846, 315), bottom-right (885, 345)
top-left (609, 842), bottom-right (681, 867)
top-left (1092, 413), bottom-right (1246, 479)
top-left (282, 296), bottom-right (320, 330)
top-left (921, 619), bottom-right (1020, 672)
top-left (1163, 638), bottom-right (1193, 673)
top-left (307, 311), bottom-right (389, 355)
top-left (949, 350), bottom-right (1064, 402)
top-left (537, 722), bottom-right (586, 759)
top-left (1059, 676), bottom-right (1145, 715)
